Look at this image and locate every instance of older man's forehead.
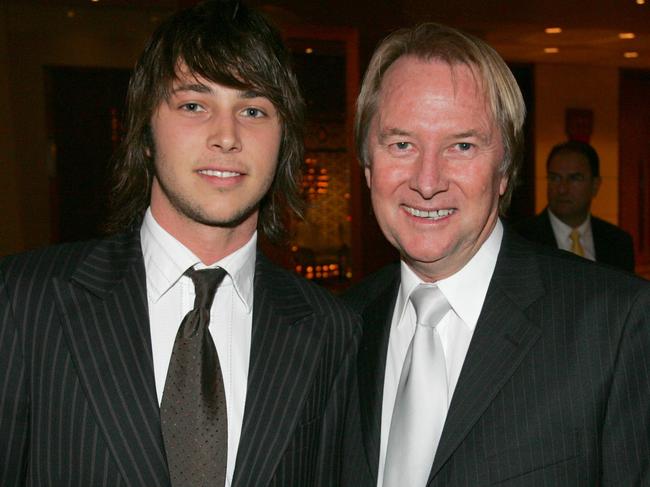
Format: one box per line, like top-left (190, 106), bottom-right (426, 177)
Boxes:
top-left (401, 56), bottom-right (490, 98)
top-left (379, 56), bottom-right (496, 122)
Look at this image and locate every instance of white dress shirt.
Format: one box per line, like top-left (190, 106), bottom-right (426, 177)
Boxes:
top-left (140, 208), bottom-right (255, 487)
top-left (547, 209), bottom-right (596, 261)
top-left (376, 220), bottom-right (503, 487)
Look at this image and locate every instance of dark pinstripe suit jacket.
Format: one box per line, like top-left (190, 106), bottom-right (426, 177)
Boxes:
top-left (341, 229), bottom-right (650, 486)
top-left (0, 231), bottom-right (361, 487)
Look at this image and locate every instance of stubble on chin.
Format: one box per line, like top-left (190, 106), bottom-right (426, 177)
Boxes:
top-left (161, 182), bottom-right (261, 229)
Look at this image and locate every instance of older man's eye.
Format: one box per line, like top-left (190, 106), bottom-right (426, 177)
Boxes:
top-left (394, 142), bottom-right (411, 150)
top-left (457, 142), bottom-right (473, 151)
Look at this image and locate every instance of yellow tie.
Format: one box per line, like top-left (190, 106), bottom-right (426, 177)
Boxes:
top-left (569, 229), bottom-right (585, 257)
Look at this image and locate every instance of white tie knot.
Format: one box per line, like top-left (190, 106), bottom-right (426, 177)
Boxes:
top-left (410, 284), bottom-right (450, 329)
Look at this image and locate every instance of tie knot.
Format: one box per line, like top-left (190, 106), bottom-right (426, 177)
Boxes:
top-left (185, 267), bottom-right (227, 311)
top-left (569, 228), bottom-right (580, 242)
top-left (410, 284), bottom-right (450, 329)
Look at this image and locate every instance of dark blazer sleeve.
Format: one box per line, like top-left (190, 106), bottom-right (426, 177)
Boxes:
top-left (0, 265), bottom-right (29, 485)
top-left (340, 264), bottom-right (400, 487)
top-left (601, 284), bottom-right (650, 484)
top-left (313, 318), bottom-right (361, 484)
top-left (234, 256), bottom-right (363, 487)
top-left (267, 301), bottom-right (361, 487)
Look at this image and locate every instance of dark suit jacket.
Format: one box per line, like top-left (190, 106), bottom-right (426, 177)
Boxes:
top-left (341, 229), bottom-right (650, 486)
top-left (0, 231), bottom-right (360, 487)
top-left (513, 209), bottom-right (635, 272)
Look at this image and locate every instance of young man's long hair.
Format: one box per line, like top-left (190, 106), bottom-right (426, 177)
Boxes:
top-left (106, 0), bottom-right (304, 240)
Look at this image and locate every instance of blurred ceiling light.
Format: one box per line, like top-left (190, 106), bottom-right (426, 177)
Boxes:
top-left (624, 51), bottom-right (639, 58)
top-left (544, 47), bottom-right (559, 54)
top-left (545, 27), bottom-right (562, 34)
top-left (66, 9), bottom-right (76, 18)
top-left (636, 0), bottom-right (645, 5)
top-left (619, 32), bottom-right (636, 39)
top-left (305, 48), bottom-right (314, 54)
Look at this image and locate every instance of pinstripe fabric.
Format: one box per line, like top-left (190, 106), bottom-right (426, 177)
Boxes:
top-left (342, 228), bottom-right (650, 487)
top-left (234, 253), bottom-right (361, 487)
top-left (0, 233), bottom-right (361, 487)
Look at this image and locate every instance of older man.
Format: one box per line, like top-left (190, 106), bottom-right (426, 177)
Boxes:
top-left (342, 23), bottom-right (650, 487)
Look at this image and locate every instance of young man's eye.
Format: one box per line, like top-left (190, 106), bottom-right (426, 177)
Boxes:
top-left (180, 103), bottom-right (203, 112)
top-left (242, 107), bottom-right (266, 118)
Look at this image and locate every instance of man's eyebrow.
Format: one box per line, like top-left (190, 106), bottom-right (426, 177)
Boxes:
top-left (451, 130), bottom-right (490, 143)
top-left (171, 83), bottom-right (212, 95)
top-left (170, 85), bottom-right (267, 100)
top-left (377, 128), bottom-right (412, 143)
top-left (239, 89), bottom-right (267, 100)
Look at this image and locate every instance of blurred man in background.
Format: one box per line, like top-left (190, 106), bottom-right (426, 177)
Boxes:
top-left (515, 140), bottom-right (634, 272)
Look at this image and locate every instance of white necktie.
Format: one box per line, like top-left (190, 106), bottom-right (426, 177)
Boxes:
top-left (383, 284), bottom-right (451, 487)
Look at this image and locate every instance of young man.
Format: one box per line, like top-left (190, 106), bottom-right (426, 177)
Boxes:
top-left (342, 23), bottom-right (650, 487)
top-left (515, 140), bottom-right (635, 272)
top-left (0, 2), bottom-right (359, 486)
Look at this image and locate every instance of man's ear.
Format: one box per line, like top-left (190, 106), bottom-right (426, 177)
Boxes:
top-left (364, 165), bottom-right (372, 188)
top-left (144, 125), bottom-right (154, 158)
top-left (499, 175), bottom-right (509, 196)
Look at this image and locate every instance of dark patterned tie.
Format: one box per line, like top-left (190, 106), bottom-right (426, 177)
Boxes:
top-left (161, 267), bottom-right (228, 487)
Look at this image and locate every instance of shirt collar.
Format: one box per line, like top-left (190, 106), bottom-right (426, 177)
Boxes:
top-left (140, 208), bottom-right (256, 313)
top-left (548, 208), bottom-right (591, 238)
top-left (395, 219), bottom-right (503, 331)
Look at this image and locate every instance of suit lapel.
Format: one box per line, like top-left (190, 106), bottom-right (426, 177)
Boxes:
top-left (233, 253), bottom-right (324, 487)
top-left (429, 231), bottom-right (545, 482)
top-left (54, 232), bottom-right (170, 487)
top-left (591, 217), bottom-right (612, 262)
top-left (357, 271), bottom-right (399, 484)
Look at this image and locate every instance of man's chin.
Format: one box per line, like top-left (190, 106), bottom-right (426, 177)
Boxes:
top-left (190, 207), bottom-right (258, 229)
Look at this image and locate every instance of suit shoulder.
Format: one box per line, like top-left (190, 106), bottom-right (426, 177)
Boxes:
top-left (500, 235), bottom-right (647, 322)
top-left (1, 239), bottom-right (96, 283)
top-left (0, 234), bottom-right (135, 288)
top-left (592, 215), bottom-right (633, 240)
top-left (342, 263), bottom-right (399, 313)
top-left (528, 238), bottom-right (644, 293)
top-left (256, 254), bottom-right (360, 326)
